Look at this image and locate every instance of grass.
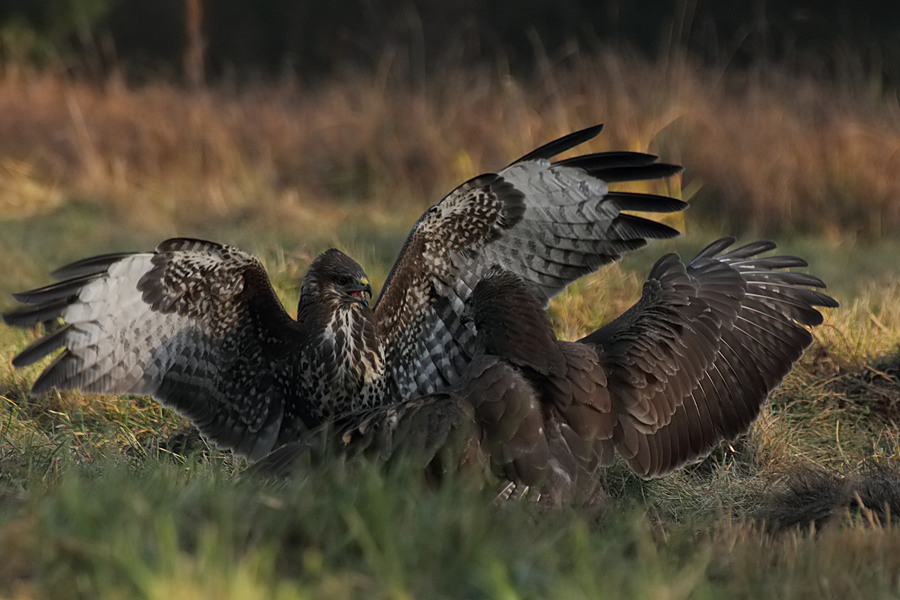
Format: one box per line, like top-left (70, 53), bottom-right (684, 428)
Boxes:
top-left (1, 51), bottom-right (900, 597)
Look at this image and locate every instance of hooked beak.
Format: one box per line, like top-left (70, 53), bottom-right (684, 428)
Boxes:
top-left (345, 278), bottom-right (373, 307)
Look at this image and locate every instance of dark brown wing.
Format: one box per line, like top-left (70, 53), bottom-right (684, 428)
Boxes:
top-left (374, 125), bottom-right (685, 402)
top-left (539, 342), bottom-right (617, 481)
top-left (3, 238), bottom-right (305, 460)
top-left (581, 238), bottom-right (838, 477)
top-left (468, 265), bottom-right (566, 376)
top-left (468, 268), bottom-right (617, 494)
top-left (246, 392), bottom-right (474, 480)
top-left (252, 240), bottom-right (836, 487)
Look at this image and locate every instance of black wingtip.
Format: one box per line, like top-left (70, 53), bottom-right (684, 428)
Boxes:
top-left (510, 124), bottom-right (605, 165)
top-left (10, 324), bottom-right (73, 368)
top-left (605, 192), bottom-right (688, 214)
top-left (821, 294), bottom-right (840, 309)
top-left (591, 163), bottom-right (684, 183)
top-left (3, 305), bottom-right (44, 328)
top-left (611, 214), bottom-right (682, 241)
top-left (10, 272), bottom-right (104, 306)
top-left (554, 151), bottom-right (661, 171)
top-left (49, 252), bottom-right (136, 280)
top-left (693, 237), bottom-right (737, 260)
top-left (2, 299), bottom-right (68, 328)
top-left (10, 291), bottom-right (32, 303)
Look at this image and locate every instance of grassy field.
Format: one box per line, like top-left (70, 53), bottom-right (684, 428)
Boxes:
top-left (1, 53), bottom-right (899, 598)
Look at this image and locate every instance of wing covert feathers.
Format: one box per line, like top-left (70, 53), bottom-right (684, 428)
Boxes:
top-left (255, 238), bottom-right (834, 496)
top-left (4, 238), bottom-right (300, 461)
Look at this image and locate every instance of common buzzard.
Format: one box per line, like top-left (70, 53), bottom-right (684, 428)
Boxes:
top-left (4, 125), bottom-right (687, 461)
top-left (250, 240), bottom-right (837, 496)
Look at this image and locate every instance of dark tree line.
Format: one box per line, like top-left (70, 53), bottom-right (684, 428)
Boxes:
top-left (0, 0), bottom-right (897, 85)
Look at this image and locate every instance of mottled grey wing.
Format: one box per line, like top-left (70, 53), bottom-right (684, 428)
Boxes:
top-left (580, 238), bottom-right (838, 477)
top-left (493, 127), bottom-right (686, 303)
top-left (3, 238), bottom-right (304, 460)
top-left (375, 125), bottom-right (685, 400)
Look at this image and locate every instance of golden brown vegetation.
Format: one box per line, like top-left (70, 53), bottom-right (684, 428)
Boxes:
top-left (0, 54), bottom-right (897, 238)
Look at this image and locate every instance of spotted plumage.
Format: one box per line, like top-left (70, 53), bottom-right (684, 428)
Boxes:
top-left (4, 124), bottom-right (689, 461)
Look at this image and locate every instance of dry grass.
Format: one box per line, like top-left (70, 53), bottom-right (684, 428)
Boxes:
top-left (0, 54), bottom-right (897, 239)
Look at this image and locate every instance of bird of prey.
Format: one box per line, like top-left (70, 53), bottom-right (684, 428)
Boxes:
top-left (4, 124), bottom-right (687, 461)
top-left (251, 239), bottom-right (837, 498)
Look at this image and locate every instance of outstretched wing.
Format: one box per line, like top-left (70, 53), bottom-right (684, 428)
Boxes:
top-left (3, 238), bottom-right (304, 460)
top-left (581, 238), bottom-right (839, 477)
top-left (375, 124), bottom-right (685, 400)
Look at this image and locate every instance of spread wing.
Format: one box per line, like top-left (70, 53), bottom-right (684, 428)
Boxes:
top-left (374, 124), bottom-right (685, 400)
top-left (3, 238), bottom-right (304, 460)
top-left (251, 338), bottom-right (619, 506)
top-left (248, 273), bottom-right (621, 496)
top-left (580, 238), bottom-right (839, 477)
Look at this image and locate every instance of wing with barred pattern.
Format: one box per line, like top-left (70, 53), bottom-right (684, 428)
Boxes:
top-left (252, 241), bottom-right (836, 495)
top-left (581, 238), bottom-right (839, 476)
top-left (3, 238), bottom-right (309, 460)
top-left (375, 124), bottom-right (685, 401)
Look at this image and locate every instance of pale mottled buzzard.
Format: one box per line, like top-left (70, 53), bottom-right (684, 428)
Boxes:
top-left (4, 125), bottom-right (686, 460)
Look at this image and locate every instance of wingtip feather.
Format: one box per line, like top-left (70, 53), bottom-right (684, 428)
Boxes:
top-left (510, 124), bottom-right (605, 164)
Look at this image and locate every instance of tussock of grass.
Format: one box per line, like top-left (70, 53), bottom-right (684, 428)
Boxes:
top-left (756, 462), bottom-right (900, 534)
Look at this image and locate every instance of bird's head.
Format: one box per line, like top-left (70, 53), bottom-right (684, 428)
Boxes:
top-left (466, 266), bottom-right (556, 349)
top-left (300, 249), bottom-right (373, 312)
top-left (465, 266), bottom-right (563, 373)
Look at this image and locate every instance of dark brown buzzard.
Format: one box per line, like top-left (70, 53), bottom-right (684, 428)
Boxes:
top-left (4, 125), bottom-right (686, 461)
top-left (252, 239), bottom-right (837, 497)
